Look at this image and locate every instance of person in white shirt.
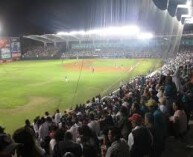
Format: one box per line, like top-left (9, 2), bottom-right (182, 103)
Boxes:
top-left (88, 113), bottom-right (100, 136)
top-left (38, 117), bottom-right (50, 142)
top-left (67, 120), bottom-right (80, 142)
top-left (55, 109), bottom-right (62, 124)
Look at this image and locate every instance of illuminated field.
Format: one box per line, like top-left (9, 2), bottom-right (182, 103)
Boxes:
top-left (0, 59), bottom-right (161, 133)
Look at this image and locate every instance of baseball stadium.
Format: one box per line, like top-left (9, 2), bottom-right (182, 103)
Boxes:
top-left (0, 0), bottom-right (193, 157)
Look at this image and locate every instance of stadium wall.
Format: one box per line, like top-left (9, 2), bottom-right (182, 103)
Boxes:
top-left (0, 37), bottom-right (21, 63)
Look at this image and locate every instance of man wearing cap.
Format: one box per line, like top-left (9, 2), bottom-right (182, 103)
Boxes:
top-left (128, 113), bottom-right (153, 157)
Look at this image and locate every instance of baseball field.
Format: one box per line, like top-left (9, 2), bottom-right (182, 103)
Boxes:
top-left (0, 58), bottom-right (162, 133)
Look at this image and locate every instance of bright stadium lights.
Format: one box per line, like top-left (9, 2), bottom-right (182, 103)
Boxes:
top-left (86, 29), bottom-right (98, 35)
top-left (57, 31), bottom-right (87, 36)
top-left (57, 32), bottom-right (69, 36)
top-left (186, 0), bottom-right (192, 6)
top-left (57, 25), bottom-right (140, 37)
top-left (93, 25), bottom-right (140, 36)
top-left (69, 31), bottom-right (87, 35)
top-left (177, 0), bottom-right (192, 16)
top-left (138, 33), bottom-right (154, 40)
top-left (182, 14), bottom-right (191, 17)
top-left (185, 17), bottom-right (193, 24)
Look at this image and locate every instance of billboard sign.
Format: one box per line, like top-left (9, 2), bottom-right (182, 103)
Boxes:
top-left (0, 38), bottom-right (11, 59)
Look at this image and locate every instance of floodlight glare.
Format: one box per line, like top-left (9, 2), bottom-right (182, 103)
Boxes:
top-left (57, 32), bottom-right (69, 36)
top-left (99, 25), bottom-right (140, 36)
top-left (138, 33), bottom-right (154, 39)
top-left (185, 17), bottom-right (193, 24)
top-left (68, 31), bottom-right (86, 35)
top-left (57, 25), bottom-right (140, 37)
top-left (177, 0), bottom-right (192, 16)
top-left (186, 0), bottom-right (192, 6)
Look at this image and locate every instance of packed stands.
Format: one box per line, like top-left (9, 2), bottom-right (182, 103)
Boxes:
top-left (1, 49), bottom-right (193, 157)
top-left (23, 45), bottom-right (62, 58)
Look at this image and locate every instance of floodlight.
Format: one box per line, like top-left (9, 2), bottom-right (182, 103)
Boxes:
top-left (186, 0), bottom-right (192, 6)
top-left (138, 33), bottom-right (154, 39)
top-left (177, 0), bottom-right (192, 16)
top-left (68, 31), bottom-right (86, 35)
top-left (86, 29), bottom-right (101, 35)
top-left (185, 17), bottom-right (193, 24)
top-left (99, 25), bottom-right (140, 36)
top-left (78, 31), bottom-right (87, 35)
top-left (57, 25), bottom-right (141, 37)
top-left (57, 32), bottom-right (69, 36)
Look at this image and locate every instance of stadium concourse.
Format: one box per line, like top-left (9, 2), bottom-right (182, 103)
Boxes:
top-left (0, 49), bottom-right (193, 157)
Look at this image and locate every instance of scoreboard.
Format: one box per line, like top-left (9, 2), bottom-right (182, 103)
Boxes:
top-left (0, 37), bottom-right (21, 60)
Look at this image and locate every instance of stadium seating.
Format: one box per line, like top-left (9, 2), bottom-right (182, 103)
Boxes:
top-left (1, 49), bottom-right (193, 157)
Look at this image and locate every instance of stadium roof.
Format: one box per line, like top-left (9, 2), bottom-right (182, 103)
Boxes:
top-left (23, 0), bottom-right (193, 43)
top-left (23, 29), bottom-right (193, 44)
top-left (24, 25), bottom-right (150, 43)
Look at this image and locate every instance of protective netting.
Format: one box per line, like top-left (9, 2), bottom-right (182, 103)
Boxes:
top-left (87, 0), bottom-right (183, 58)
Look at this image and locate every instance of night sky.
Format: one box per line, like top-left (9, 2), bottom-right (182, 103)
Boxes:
top-left (0, 0), bottom-right (192, 37)
top-left (0, 0), bottom-right (91, 36)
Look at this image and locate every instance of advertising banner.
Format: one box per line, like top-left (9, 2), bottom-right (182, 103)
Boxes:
top-left (0, 38), bottom-right (11, 59)
top-left (10, 37), bottom-right (21, 58)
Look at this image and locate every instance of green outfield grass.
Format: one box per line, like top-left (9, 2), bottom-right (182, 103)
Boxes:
top-left (0, 59), bottom-right (162, 134)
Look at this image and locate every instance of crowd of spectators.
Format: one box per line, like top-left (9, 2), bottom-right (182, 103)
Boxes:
top-left (23, 46), bottom-right (62, 58)
top-left (63, 47), bottom-right (162, 59)
top-left (22, 42), bottom-right (164, 59)
top-left (1, 51), bottom-right (193, 157)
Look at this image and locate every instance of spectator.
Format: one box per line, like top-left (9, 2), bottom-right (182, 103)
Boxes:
top-left (0, 126), bottom-right (5, 134)
top-left (129, 102), bottom-right (142, 116)
top-left (38, 117), bottom-right (50, 142)
top-left (146, 99), bottom-right (167, 155)
top-left (105, 127), bottom-right (130, 157)
top-left (52, 132), bottom-right (82, 157)
top-left (79, 125), bottom-right (99, 157)
top-left (116, 106), bottom-right (131, 140)
top-left (55, 109), bottom-right (62, 124)
top-left (13, 127), bottom-right (45, 157)
top-left (183, 72), bottom-right (193, 122)
top-left (169, 101), bottom-right (187, 138)
top-left (33, 117), bottom-right (40, 138)
top-left (88, 113), bottom-right (100, 136)
top-left (128, 113), bottom-right (153, 157)
top-left (171, 67), bottom-right (183, 93)
top-left (24, 119), bottom-right (35, 136)
top-left (0, 132), bottom-right (21, 157)
top-left (158, 97), bottom-right (167, 115)
top-left (164, 76), bottom-right (177, 115)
